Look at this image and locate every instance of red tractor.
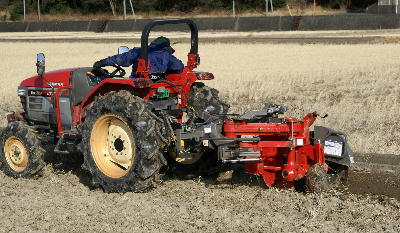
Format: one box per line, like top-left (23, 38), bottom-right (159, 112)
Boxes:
top-left (0, 19), bottom-right (354, 192)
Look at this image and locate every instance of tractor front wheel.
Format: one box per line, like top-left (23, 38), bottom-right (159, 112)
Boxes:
top-left (80, 91), bottom-right (166, 193)
top-left (0, 122), bottom-right (45, 178)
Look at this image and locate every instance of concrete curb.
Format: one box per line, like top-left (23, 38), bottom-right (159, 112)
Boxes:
top-left (1, 15), bottom-right (400, 32)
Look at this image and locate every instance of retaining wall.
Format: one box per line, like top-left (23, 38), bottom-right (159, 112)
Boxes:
top-left (1, 14), bottom-right (400, 32)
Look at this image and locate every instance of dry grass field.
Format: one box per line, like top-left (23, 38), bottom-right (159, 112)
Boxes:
top-left (1, 41), bottom-right (400, 154)
top-left (0, 40), bottom-right (399, 232)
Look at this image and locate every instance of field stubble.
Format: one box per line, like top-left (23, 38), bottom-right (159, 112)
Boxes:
top-left (1, 42), bottom-right (400, 154)
top-left (0, 41), bottom-right (399, 232)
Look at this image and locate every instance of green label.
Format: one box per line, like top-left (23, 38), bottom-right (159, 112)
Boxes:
top-left (157, 89), bottom-right (170, 99)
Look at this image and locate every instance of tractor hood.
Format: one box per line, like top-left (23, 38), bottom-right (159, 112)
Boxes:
top-left (19, 68), bottom-right (78, 88)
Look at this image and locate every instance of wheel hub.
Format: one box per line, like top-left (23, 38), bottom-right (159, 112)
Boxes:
top-left (113, 138), bottom-right (124, 152)
top-left (107, 122), bottom-right (133, 164)
top-left (90, 114), bottom-right (136, 178)
top-left (10, 146), bottom-right (22, 163)
top-left (4, 136), bottom-right (29, 172)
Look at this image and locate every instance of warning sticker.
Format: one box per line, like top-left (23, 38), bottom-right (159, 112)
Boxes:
top-left (324, 140), bottom-right (343, 157)
top-left (204, 125), bottom-right (212, 134)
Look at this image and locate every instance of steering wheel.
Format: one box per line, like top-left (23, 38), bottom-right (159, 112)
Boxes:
top-left (92, 64), bottom-right (126, 78)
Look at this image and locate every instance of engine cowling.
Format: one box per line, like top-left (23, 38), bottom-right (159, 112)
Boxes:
top-left (18, 68), bottom-right (75, 128)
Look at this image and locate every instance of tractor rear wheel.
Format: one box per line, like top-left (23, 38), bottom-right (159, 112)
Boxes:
top-left (167, 82), bottom-right (229, 178)
top-left (80, 91), bottom-right (166, 193)
top-left (0, 121), bottom-right (45, 178)
top-left (188, 82), bottom-right (230, 121)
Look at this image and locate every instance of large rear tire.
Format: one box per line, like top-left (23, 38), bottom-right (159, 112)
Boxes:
top-left (166, 148), bottom-right (220, 179)
top-left (80, 91), bottom-right (166, 193)
top-left (0, 121), bottom-right (45, 178)
top-left (188, 82), bottom-right (230, 120)
top-left (167, 82), bottom-right (229, 178)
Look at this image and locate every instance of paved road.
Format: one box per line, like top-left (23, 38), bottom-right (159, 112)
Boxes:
top-left (0, 36), bottom-right (389, 44)
top-left (1, 30), bottom-right (400, 44)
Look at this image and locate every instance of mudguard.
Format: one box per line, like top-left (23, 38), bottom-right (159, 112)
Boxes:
top-left (314, 126), bottom-right (355, 167)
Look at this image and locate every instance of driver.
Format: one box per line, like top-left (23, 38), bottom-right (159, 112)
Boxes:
top-left (93, 36), bottom-right (184, 78)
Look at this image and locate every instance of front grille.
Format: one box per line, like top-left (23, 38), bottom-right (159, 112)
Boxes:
top-left (28, 97), bottom-right (43, 111)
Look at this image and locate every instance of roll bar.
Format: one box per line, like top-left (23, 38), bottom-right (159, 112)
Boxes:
top-left (139, 18), bottom-right (199, 64)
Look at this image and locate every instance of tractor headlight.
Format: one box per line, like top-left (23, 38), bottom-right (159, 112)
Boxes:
top-left (18, 88), bottom-right (26, 96)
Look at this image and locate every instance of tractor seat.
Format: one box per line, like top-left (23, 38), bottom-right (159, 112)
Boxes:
top-left (70, 67), bottom-right (97, 106)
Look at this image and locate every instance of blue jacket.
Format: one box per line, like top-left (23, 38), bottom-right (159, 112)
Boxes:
top-left (100, 44), bottom-right (184, 78)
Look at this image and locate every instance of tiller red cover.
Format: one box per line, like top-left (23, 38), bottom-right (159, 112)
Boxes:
top-left (223, 113), bottom-right (324, 189)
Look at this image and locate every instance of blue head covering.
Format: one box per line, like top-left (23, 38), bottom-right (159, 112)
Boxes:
top-left (150, 36), bottom-right (175, 54)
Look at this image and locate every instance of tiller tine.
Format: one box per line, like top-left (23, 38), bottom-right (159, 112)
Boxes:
top-left (305, 163), bottom-right (339, 192)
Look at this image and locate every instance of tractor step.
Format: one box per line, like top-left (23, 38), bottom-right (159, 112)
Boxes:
top-left (233, 151), bottom-right (261, 157)
top-left (222, 158), bottom-right (261, 163)
top-left (54, 133), bottom-right (80, 154)
top-left (222, 151), bottom-right (262, 163)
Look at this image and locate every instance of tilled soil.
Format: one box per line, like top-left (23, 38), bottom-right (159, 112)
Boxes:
top-left (0, 155), bottom-right (399, 233)
top-left (0, 39), bottom-right (400, 232)
top-left (347, 168), bottom-right (400, 200)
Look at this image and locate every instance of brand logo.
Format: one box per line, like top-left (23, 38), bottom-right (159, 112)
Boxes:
top-left (49, 82), bottom-right (64, 86)
top-left (28, 90), bottom-right (52, 97)
top-left (150, 74), bottom-right (159, 80)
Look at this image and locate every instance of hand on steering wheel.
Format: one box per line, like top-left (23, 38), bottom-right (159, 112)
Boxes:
top-left (108, 64), bottom-right (126, 77)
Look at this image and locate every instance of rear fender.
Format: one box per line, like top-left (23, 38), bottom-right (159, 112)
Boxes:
top-left (313, 126), bottom-right (355, 167)
top-left (75, 79), bottom-right (153, 125)
top-left (79, 78), bottom-right (152, 108)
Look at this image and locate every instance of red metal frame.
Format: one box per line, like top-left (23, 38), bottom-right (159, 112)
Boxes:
top-left (20, 53), bottom-right (201, 136)
top-left (223, 113), bottom-right (324, 189)
top-left (54, 85), bottom-right (72, 135)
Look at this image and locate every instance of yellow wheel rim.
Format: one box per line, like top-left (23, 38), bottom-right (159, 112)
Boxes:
top-left (4, 136), bottom-right (29, 172)
top-left (90, 114), bottom-right (135, 178)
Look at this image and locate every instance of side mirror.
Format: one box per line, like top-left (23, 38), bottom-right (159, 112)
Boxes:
top-left (36, 53), bottom-right (45, 76)
top-left (118, 46), bottom-right (129, 55)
